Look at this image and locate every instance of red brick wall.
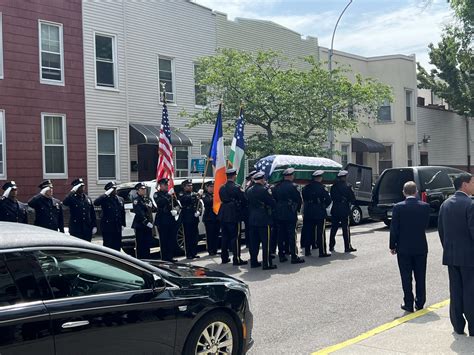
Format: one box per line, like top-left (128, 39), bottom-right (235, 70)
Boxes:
top-left (0, 0), bottom-right (86, 201)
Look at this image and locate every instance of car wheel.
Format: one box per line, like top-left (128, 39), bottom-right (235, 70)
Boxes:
top-left (383, 219), bottom-right (391, 227)
top-left (350, 206), bottom-right (363, 225)
top-left (184, 311), bottom-right (240, 355)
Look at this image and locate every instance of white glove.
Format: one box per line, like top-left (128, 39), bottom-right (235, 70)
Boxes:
top-left (92, 227), bottom-right (97, 235)
top-left (146, 222), bottom-right (154, 229)
top-left (71, 184), bottom-right (81, 193)
top-left (105, 188), bottom-right (114, 196)
top-left (168, 188), bottom-right (175, 195)
top-left (171, 210), bottom-right (178, 217)
top-left (194, 211), bottom-right (200, 218)
top-left (40, 187), bottom-right (51, 196)
top-left (198, 189), bottom-right (204, 196)
top-left (2, 187), bottom-right (12, 198)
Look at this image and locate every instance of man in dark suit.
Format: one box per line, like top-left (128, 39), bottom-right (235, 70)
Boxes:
top-left (390, 181), bottom-right (431, 313)
top-left (438, 173), bottom-right (474, 336)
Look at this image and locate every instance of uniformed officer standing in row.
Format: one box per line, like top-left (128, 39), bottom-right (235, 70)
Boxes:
top-left (219, 168), bottom-right (247, 266)
top-left (246, 172), bottom-right (277, 270)
top-left (329, 170), bottom-right (357, 253)
top-left (28, 180), bottom-right (64, 233)
top-left (242, 170), bottom-right (257, 248)
top-left (272, 168), bottom-right (305, 264)
top-left (93, 181), bottom-right (126, 251)
top-left (0, 181), bottom-right (28, 223)
top-left (153, 178), bottom-right (178, 262)
top-left (202, 181), bottom-right (220, 256)
top-left (178, 179), bottom-right (200, 260)
top-left (132, 182), bottom-right (154, 259)
top-left (63, 178), bottom-right (97, 242)
top-left (301, 170), bottom-right (332, 257)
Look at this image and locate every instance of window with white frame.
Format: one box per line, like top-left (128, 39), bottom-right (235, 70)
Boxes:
top-left (405, 89), bottom-right (413, 121)
top-left (194, 64), bottom-right (206, 106)
top-left (378, 145), bottom-right (393, 173)
top-left (174, 147), bottom-right (188, 177)
top-left (0, 110), bottom-right (5, 178)
top-left (341, 144), bottom-right (350, 168)
top-left (39, 21), bottom-right (63, 84)
top-left (377, 99), bottom-right (391, 122)
top-left (95, 34), bottom-right (116, 88)
top-left (407, 144), bottom-right (414, 167)
top-left (42, 114), bottom-right (67, 178)
top-left (158, 57), bottom-right (175, 103)
top-left (0, 13), bottom-right (4, 79)
top-left (98, 129), bottom-right (117, 180)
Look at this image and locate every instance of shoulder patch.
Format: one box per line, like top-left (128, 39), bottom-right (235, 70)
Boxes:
top-left (133, 200), bottom-right (138, 205)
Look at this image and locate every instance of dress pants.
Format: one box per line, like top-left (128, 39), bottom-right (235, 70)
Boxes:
top-left (183, 221), bottom-right (199, 259)
top-left (157, 223), bottom-right (177, 261)
top-left (397, 253), bottom-right (427, 309)
top-left (448, 265), bottom-right (474, 335)
top-left (102, 231), bottom-right (122, 251)
top-left (329, 216), bottom-right (352, 250)
top-left (277, 221), bottom-right (297, 257)
top-left (270, 224), bottom-right (278, 255)
top-left (302, 219), bottom-right (328, 255)
top-left (249, 225), bottom-right (272, 268)
top-left (135, 227), bottom-right (152, 259)
top-left (221, 222), bottom-right (239, 262)
top-left (204, 221), bottom-right (220, 255)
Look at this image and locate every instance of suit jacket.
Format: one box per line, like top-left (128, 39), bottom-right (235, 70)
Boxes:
top-left (438, 191), bottom-right (474, 267)
top-left (390, 197), bottom-right (430, 255)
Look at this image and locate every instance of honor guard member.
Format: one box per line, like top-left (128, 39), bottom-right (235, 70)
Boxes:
top-left (219, 168), bottom-right (247, 266)
top-left (246, 171), bottom-right (277, 270)
top-left (132, 182), bottom-right (154, 259)
top-left (178, 179), bottom-right (200, 260)
top-left (272, 168), bottom-right (305, 264)
top-left (202, 181), bottom-right (220, 256)
top-left (329, 170), bottom-right (357, 253)
top-left (63, 178), bottom-right (97, 242)
top-left (0, 181), bottom-right (28, 223)
top-left (242, 170), bottom-right (257, 247)
top-left (94, 181), bottom-right (126, 251)
top-left (301, 170), bottom-right (332, 257)
top-left (153, 178), bottom-right (179, 262)
top-left (28, 180), bottom-right (64, 232)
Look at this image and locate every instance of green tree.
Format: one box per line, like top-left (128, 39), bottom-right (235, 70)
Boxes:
top-left (185, 49), bottom-right (391, 158)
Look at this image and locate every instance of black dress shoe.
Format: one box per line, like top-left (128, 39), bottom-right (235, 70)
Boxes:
top-left (312, 245), bottom-right (318, 250)
top-left (329, 247), bottom-right (335, 252)
top-left (401, 304), bottom-right (414, 313)
top-left (305, 248), bottom-right (312, 256)
top-left (193, 255), bottom-right (200, 259)
top-left (291, 257), bottom-right (305, 264)
top-left (415, 305), bottom-right (424, 311)
top-left (208, 252), bottom-right (217, 256)
top-left (250, 262), bottom-right (262, 268)
top-left (221, 258), bottom-right (230, 264)
top-left (233, 259), bottom-right (248, 266)
top-left (345, 247), bottom-right (357, 253)
top-left (279, 256), bottom-right (288, 263)
top-left (270, 254), bottom-right (276, 259)
top-left (262, 265), bottom-right (277, 270)
top-left (319, 253), bottom-right (331, 258)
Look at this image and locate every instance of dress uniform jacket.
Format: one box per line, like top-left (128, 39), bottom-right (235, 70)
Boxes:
top-left (93, 194), bottom-right (126, 234)
top-left (63, 192), bottom-right (97, 241)
top-left (302, 181), bottom-right (332, 220)
top-left (330, 180), bottom-right (356, 218)
top-left (153, 191), bottom-right (176, 226)
top-left (218, 181), bottom-right (246, 223)
top-left (272, 180), bottom-right (302, 222)
top-left (247, 184), bottom-right (276, 227)
top-left (178, 191), bottom-right (200, 224)
top-left (0, 197), bottom-right (28, 223)
top-left (28, 194), bottom-right (64, 232)
top-left (202, 192), bottom-right (218, 223)
top-left (132, 195), bottom-right (154, 229)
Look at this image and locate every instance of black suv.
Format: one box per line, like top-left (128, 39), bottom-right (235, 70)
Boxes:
top-left (0, 222), bottom-right (253, 355)
top-left (369, 166), bottom-right (465, 226)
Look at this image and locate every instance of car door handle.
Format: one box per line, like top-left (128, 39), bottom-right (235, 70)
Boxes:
top-left (62, 320), bottom-right (90, 329)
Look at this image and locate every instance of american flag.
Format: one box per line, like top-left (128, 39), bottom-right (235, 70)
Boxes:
top-left (255, 155), bottom-right (276, 178)
top-left (156, 102), bottom-right (175, 189)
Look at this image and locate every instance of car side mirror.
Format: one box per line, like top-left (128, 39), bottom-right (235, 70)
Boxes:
top-left (152, 273), bottom-right (166, 294)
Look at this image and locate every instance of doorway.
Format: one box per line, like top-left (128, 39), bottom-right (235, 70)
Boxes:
top-left (137, 145), bottom-right (158, 181)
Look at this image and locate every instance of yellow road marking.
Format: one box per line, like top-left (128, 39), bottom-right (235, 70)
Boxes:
top-left (312, 299), bottom-right (450, 354)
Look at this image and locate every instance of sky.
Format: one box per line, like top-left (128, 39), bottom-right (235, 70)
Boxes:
top-left (193, 0), bottom-right (455, 69)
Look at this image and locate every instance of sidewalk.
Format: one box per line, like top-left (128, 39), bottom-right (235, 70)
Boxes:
top-left (315, 301), bottom-right (474, 354)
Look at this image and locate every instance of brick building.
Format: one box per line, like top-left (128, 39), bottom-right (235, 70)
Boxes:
top-left (0, 0), bottom-right (86, 200)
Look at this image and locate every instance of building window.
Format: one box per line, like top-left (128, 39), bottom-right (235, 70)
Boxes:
top-left (377, 99), bottom-right (391, 122)
top-left (194, 64), bottom-right (207, 107)
top-left (378, 145), bottom-right (393, 173)
top-left (41, 114), bottom-right (67, 178)
top-left (158, 57), bottom-right (175, 103)
top-left (341, 144), bottom-right (350, 168)
top-left (0, 13), bottom-right (4, 79)
top-left (95, 34), bottom-right (117, 89)
top-left (98, 129), bottom-right (117, 180)
top-left (407, 144), bottom-right (414, 167)
top-left (405, 90), bottom-right (413, 121)
top-left (39, 21), bottom-right (64, 85)
top-left (0, 110), bottom-right (5, 178)
top-left (174, 147), bottom-right (188, 177)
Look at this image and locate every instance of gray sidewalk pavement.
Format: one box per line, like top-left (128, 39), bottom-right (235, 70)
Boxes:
top-left (323, 303), bottom-right (474, 354)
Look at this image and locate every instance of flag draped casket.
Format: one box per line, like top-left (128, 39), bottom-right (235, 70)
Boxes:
top-left (255, 155), bottom-right (342, 184)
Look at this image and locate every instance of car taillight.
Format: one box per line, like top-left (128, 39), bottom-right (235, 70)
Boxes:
top-left (421, 191), bottom-right (427, 202)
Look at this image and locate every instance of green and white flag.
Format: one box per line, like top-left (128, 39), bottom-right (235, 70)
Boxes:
top-left (229, 107), bottom-right (245, 185)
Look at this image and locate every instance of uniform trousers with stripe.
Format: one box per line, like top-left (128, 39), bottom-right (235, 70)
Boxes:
top-left (221, 222), bottom-right (241, 262)
top-left (302, 219), bottom-right (328, 255)
top-left (249, 225), bottom-right (272, 267)
top-left (276, 221), bottom-right (297, 257)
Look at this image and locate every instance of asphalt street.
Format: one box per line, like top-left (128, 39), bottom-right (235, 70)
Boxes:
top-left (189, 221), bottom-right (450, 355)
